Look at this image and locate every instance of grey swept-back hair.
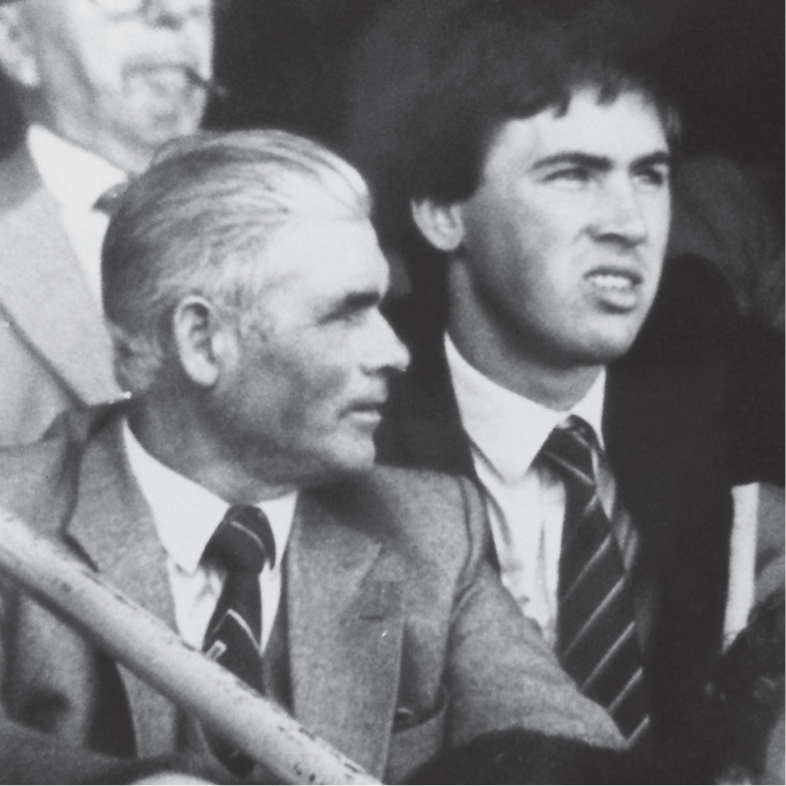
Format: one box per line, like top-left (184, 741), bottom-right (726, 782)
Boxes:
top-left (102, 128), bottom-right (371, 393)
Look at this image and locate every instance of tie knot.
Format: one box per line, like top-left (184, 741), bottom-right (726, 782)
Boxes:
top-left (540, 415), bottom-right (597, 483)
top-left (204, 505), bottom-right (275, 575)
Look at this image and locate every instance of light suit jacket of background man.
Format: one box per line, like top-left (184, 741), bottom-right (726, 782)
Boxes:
top-left (0, 145), bottom-right (120, 446)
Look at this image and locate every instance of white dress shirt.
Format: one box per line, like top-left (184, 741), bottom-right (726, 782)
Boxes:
top-left (27, 124), bottom-right (126, 306)
top-left (123, 422), bottom-right (296, 652)
top-left (445, 335), bottom-right (637, 646)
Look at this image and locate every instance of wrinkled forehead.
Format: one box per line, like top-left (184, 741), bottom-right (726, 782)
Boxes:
top-left (262, 217), bottom-right (385, 282)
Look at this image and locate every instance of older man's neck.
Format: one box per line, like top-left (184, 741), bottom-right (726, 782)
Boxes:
top-left (127, 404), bottom-right (297, 505)
top-left (30, 111), bottom-right (153, 174)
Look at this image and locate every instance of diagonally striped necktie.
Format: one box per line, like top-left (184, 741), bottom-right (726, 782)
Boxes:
top-left (541, 416), bottom-right (650, 747)
top-left (201, 504), bottom-right (276, 777)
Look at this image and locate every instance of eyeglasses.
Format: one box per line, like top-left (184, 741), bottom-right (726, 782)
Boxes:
top-left (88, 0), bottom-right (212, 20)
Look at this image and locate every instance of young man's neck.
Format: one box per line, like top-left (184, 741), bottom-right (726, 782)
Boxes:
top-left (446, 321), bottom-right (603, 412)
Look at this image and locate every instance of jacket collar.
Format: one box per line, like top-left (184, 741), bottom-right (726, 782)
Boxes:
top-left (66, 413), bottom-right (178, 757)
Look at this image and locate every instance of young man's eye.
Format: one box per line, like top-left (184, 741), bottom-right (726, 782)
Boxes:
top-left (545, 167), bottom-right (592, 185)
top-left (635, 167), bottom-right (670, 188)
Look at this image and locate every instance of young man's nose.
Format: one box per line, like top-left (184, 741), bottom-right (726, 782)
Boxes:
top-left (591, 178), bottom-right (649, 247)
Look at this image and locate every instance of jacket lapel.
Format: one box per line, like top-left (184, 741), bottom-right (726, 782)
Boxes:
top-left (0, 146), bottom-right (120, 405)
top-left (67, 416), bottom-right (179, 757)
top-left (287, 485), bottom-right (407, 778)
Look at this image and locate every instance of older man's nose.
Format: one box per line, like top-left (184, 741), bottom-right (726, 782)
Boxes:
top-left (363, 312), bottom-right (410, 375)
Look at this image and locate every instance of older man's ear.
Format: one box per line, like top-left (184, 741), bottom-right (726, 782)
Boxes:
top-left (171, 296), bottom-right (232, 389)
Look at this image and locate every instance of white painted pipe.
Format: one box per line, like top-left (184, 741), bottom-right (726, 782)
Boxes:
top-left (0, 505), bottom-right (379, 785)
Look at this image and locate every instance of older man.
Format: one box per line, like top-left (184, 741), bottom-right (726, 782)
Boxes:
top-left (341, 0), bottom-right (784, 759)
top-left (0, 130), bottom-right (621, 783)
top-left (0, 0), bottom-right (213, 445)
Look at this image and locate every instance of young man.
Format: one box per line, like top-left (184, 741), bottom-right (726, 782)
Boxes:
top-left (0, 0), bottom-right (214, 444)
top-left (0, 130), bottom-right (622, 783)
top-left (342, 0), bottom-right (784, 756)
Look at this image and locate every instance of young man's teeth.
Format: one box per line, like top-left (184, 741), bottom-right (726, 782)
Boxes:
top-left (589, 274), bottom-right (632, 290)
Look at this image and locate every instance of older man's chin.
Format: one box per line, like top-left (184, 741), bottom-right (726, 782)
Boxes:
top-left (126, 89), bottom-right (207, 150)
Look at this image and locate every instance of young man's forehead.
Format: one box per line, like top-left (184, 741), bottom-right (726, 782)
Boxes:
top-left (485, 88), bottom-right (669, 166)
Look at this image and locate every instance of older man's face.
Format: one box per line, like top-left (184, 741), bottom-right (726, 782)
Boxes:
top-left (9, 0), bottom-right (213, 170)
top-left (207, 218), bottom-right (410, 489)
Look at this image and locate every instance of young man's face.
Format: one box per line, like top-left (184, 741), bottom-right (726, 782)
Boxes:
top-left (210, 218), bottom-right (410, 488)
top-left (449, 88), bottom-right (671, 373)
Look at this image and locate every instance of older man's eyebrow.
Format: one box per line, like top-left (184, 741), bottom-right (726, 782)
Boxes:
top-left (319, 290), bottom-right (382, 322)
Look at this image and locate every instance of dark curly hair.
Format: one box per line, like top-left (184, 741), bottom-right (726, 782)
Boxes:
top-left (340, 0), bottom-right (680, 251)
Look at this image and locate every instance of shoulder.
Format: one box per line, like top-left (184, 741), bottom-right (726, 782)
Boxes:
top-left (630, 252), bottom-right (739, 360)
top-left (0, 406), bottom-right (120, 537)
top-left (312, 465), bottom-right (489, 559)
top-left (319, 464), bottom-right (482, 524)
top-left (364, 464), bottom-right (482, 526)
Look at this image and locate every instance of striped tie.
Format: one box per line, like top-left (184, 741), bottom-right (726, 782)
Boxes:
top-left (202, 504), bottom-right (275, 776)
top-left (541, 416), bottom-right (650, 746)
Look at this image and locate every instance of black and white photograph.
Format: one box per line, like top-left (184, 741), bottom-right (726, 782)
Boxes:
top-left (0, 1), bottom-right (782, 783)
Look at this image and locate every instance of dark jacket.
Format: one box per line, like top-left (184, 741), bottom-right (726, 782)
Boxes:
top-left (376, 253), bottom-right (785, 755)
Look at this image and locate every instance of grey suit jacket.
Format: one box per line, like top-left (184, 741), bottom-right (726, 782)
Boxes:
top-left (0, 144), bottom-right (120, 446)
top-left (0, 409), bottom-right (621, 782)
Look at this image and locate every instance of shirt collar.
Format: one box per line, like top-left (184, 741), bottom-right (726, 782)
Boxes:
top-left (27, 124), bottom-right (126, 213)
top-left (123, 421), bottom-right (297, 576)
top-left (445, 334), bottom-right (606, 481)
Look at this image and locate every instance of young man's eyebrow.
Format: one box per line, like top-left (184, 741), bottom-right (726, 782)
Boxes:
top-left (531, 150), bottom-right (672, 172)
top-left (531, 152), bottom-right (613, 172)
top-left (631, 151), bottom-right (672, 169)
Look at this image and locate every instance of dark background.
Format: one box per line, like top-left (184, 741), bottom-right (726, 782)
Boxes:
top-left (1, 0), bottom-right (782, 216)
top-left (208, 0), bottom-right (784, 221)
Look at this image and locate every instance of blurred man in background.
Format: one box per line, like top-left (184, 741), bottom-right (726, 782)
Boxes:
top-left (0, 0), bottom-right (214, 445)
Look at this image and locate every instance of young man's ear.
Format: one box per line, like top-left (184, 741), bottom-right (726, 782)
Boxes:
top-left (171, 296), bottom-right (232, 388)
top-left (411, 199), bottom-right (465, 252)
top-left (0, 6), bottom-right (40, 89)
